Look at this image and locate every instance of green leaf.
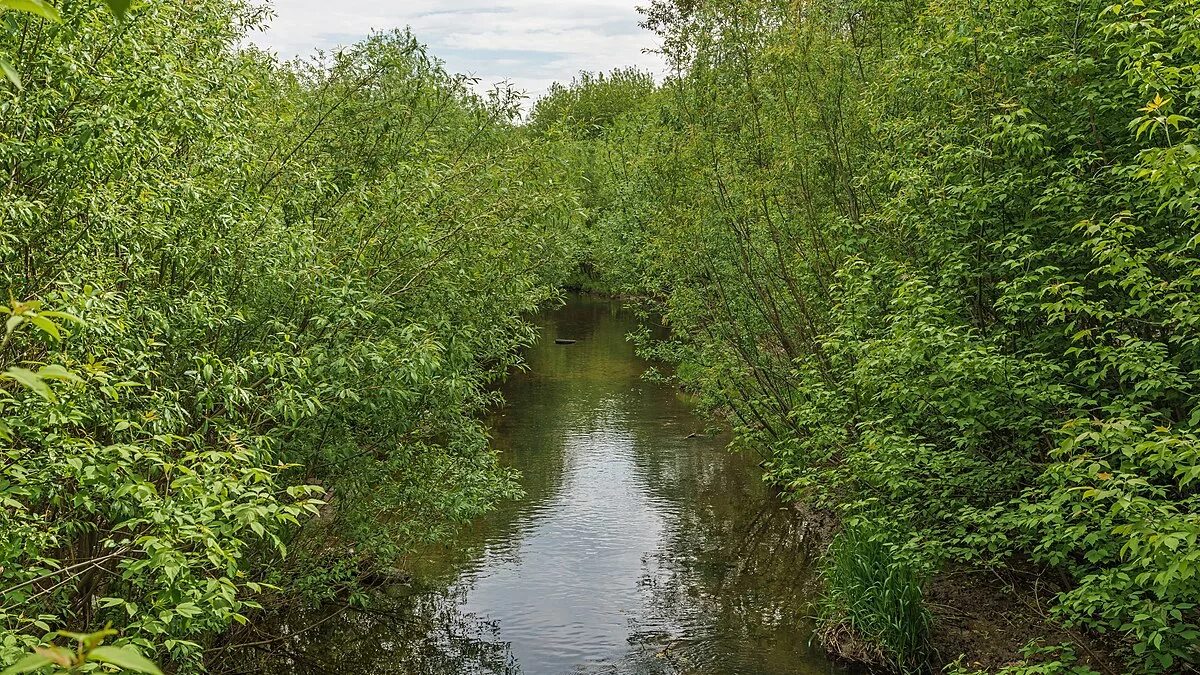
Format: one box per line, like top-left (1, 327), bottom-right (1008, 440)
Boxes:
top-left (0, 0), bottom-right (62, 22)
top-left (37, 364), bottom-right (82, 383)
top-left (0, 55), bottom-right (20, 90)
top-left (103, 0), bottom-right (129, 19)
top-left (87, 646), bottom-right (163, 675)
top-left (0, 653), bottom-right (53, 675)
top-left (1, 367), bottom-right (53, 401)
top-left (27, 314), bottom-right (60, 340)
top-left (40, 311), bottom-right (85, 326)
top-left (60, 628), bottom-right (115, 650)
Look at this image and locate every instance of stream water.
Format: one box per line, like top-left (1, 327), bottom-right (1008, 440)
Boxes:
top-left (232, 296), bottom-right (843, 674)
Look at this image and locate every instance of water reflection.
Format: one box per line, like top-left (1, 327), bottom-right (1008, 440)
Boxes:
top-left (221, 296), bottom-right (842, 675)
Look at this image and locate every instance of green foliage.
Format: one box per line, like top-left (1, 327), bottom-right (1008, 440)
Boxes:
top-left (0, 0), bottom-right (129, 90)
top-left (527, 68), bottom-right (664, 293)
top-left (948, 643), bottom-right (1102, 675)
top-left (4, 0), bottom-right (1198, 670)
top-left (536, 0), bottom-right (1200, 670)
top-left (0, 3), bottom-right (573, 673)
top-left (529, 68), bottom-right (657, 139)
top-left (1, 628), bottom-right (161, 675)
top-left (820, 521), bottom-right (931, 671)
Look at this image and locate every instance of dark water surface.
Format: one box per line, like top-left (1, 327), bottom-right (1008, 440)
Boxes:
top-left (232, 296), bottom-right (842, 675)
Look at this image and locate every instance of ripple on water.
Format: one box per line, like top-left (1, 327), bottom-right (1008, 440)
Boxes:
top-left (225, 296), bottom-right (844, 675)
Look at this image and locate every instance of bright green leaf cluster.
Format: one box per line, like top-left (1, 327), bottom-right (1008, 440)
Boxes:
top-left (533, 0), bottom-right (1200, 671)
top-left (1, 5), bottom-right (572, 674)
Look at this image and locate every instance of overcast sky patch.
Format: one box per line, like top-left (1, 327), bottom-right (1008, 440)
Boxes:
top-left (248, 0), bottom-right (665, 102)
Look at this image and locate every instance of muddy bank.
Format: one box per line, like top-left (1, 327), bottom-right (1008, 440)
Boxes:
top-left (924, 565), bottom-right (1120, 674)
top-left (789, 502), bottom-right (1121, 674)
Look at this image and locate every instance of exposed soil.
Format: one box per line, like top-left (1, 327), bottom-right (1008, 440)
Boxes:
top-left (788, 498), bottom-right (1125, 674)
top-left (925, 564), bottom-right (1124, 674)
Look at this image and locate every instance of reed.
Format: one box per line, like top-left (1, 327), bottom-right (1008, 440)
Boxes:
top-left (820, 522), bottom-right (931, 672)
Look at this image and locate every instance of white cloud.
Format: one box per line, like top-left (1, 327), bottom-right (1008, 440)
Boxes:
top-left (247, 0), bottom-right (666, 101)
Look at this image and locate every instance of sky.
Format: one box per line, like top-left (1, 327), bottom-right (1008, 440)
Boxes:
top-left (247, 0), bottom-right (666, 102)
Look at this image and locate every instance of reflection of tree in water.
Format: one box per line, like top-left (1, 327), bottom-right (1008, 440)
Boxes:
top-left (628, 500), bottom-right (832, 675)
top-left (616, 388), bottom-right (834, 675)
top-left (213, 296), bottom-right (841, 675)
top-left (213, 586), bottom-right (520, 675)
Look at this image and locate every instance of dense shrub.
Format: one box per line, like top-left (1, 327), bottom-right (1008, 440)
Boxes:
top-left (0, 3), bottom-right (573, 671)
top-left (535, 0), bottom-right (1200, 671)
top-left (4, 0), bottom-right (1199, 671)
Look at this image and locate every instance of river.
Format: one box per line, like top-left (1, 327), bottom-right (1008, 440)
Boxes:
top-left (229, 295), bottom-right (843, 674)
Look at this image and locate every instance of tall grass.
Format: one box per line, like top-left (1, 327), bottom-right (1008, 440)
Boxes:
top-left (821, 522), bottom-right (932, 671)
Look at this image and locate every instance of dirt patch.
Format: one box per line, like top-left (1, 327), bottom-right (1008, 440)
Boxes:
top-left (789, 498), bottom-right (841, 545)
top-left (925, 564), bottom-right (1123, 674)
top-left (783, 499), bottom-right (1125, 673)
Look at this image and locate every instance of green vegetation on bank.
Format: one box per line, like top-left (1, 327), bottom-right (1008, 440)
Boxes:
top-left (0, 1), bottom-right (574, 671)
top-left (2, 0), bottom-right (1199, 673)
top-left (531, 0), bottom-right (1200, 672)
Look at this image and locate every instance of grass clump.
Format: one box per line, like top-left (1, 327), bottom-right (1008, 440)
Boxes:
top-left (819, 521), bottom-right (931, 672)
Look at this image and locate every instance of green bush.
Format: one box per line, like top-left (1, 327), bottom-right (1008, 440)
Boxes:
top-left (536, 0), bottom-right (1200, 670)
top-left (0, 3), bottom-right (574, 671)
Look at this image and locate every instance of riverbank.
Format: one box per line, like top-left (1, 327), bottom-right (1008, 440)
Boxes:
top-left (210, 296), bottom-right (843, 675)
top-left (528, 1), bottom-right (1200, 672)
top-left (785, 500), bottom-right (1122, 674)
